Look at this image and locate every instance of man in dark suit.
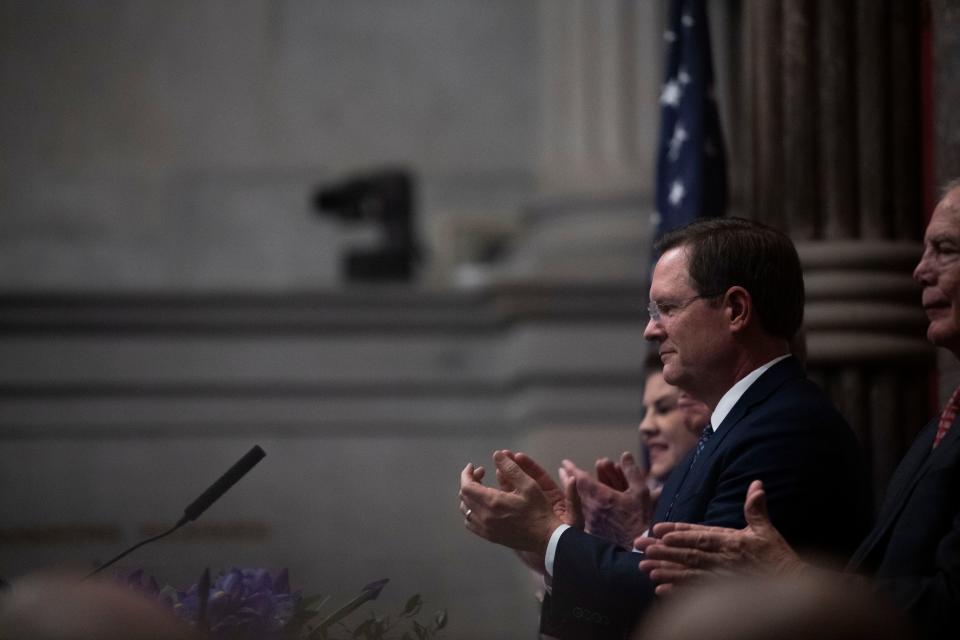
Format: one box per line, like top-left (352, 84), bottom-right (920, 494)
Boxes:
top-left (459, 218), bottom-right (866, 640)
top-left (639, 183), bottom-right (960, 639)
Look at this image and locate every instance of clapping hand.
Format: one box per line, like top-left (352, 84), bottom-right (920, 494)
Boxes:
top-left (559, 451), bottom-right (654, 549)
top-left (459, 450), bottom-right (579, 572)
top-left (636, 480), bottom-right (806, 594)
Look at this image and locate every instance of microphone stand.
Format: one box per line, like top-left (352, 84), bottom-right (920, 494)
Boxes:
top-left (85, 445), bottom-right (266, 579)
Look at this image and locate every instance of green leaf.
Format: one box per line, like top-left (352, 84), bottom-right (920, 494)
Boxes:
top-left (303, 623), bottom-right (327, 640)
top-left (291, 609), bottom-right (321, 627)
top-left (412, 620), bottom-right (427, 640)
top-left (433, 609), bottom-right (447, 630)
top-left (402, 594), bottom-right (422, 617)
top-left (158, 585), bottom-right (179, 605)
top-left (353, 618), bottom-right (374, 638)
top-left (301, 594), bottom-right (331, 611)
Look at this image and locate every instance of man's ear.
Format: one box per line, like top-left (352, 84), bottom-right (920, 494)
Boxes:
top-left (725, 286), bottom-right (752, 332)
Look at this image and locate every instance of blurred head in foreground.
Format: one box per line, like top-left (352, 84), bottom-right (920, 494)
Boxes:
top-left (633, 572), bottom-right (915, 640)
top-left (0, 571), bottom-right (200, 640)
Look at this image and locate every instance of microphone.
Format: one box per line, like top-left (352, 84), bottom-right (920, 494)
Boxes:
top-left (178, 445), bottom-right (266, 526)
top-left (86, 445), bottom-right (266, 578)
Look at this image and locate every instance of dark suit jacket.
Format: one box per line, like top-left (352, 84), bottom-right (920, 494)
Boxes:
top-left (541, 356), bottom-right (868, 640)
top-left (848, 414), bottom-right (960, 639)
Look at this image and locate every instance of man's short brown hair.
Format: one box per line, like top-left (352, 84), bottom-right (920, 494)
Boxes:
top-left (655, 217), bottom-right (804, 341)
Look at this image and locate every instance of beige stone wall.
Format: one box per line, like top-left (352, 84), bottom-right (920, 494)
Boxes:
top-left (0, 287), bottom-right (647, 638)
top-left (0, 1), bottom-right (540, 290)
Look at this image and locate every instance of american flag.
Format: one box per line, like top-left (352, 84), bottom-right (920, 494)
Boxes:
top-left (654, 0), bottom-right (728, 245)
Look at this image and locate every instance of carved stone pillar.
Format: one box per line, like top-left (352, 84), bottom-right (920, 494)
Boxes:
top-left (506, 0), bottom-right (665, 281)
top-left (800, 241), bottom-right (930, 501)
top-left (744, 0), bottom-right (931, 503)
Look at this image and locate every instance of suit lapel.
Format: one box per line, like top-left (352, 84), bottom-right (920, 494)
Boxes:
top-left (847, 416), bottom-right (946, 570)
top-left (653, 357), bottom-right (803, 524)
top-left (931, 411), bottom-right (960, 463)
top-left (652, 448), bottom-right (696, 522)
top-left (712, 357), bottom-right (805, 436)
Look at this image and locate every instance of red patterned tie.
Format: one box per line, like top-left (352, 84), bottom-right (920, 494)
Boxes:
top-left (933, 386), bottom-right (960, 449)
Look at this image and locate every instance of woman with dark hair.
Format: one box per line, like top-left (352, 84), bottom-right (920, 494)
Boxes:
top-left (640, 352), bottom-right (711, 489)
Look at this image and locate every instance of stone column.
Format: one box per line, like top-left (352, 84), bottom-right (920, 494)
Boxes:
top-left (506, 0), bottom-right (666, 281)
top-left (743, 0), bottom-right (932, 503)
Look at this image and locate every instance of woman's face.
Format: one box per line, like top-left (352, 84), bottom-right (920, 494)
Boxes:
top-left (639, 372), bottom-right (711, 480)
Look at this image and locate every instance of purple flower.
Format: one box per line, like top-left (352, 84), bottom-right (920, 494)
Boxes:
top-left (174, 568), bottom-right (300, 640)
top-left (116, 568), bottom-right (179, 610)
top-left (117, 568), bottom-right (161, 599)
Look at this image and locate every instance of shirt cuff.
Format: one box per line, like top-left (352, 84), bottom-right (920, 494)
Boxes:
top-left (632, 529), bottom-right (650, 551)
top-left (544, 524), bottom-right (571, 578)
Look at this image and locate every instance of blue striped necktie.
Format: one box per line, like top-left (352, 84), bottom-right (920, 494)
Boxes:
top-left (662, 423), bottom-right (713, 521)
top-left (690, 423), bottom-right (714, 466)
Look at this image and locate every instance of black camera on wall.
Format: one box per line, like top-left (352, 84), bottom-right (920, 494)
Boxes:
top-left (313, 168), bottom-right (420, 281)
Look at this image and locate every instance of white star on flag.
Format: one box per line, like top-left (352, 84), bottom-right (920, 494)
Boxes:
top-left (654, 0), bottom-right (728, 246)
top-left (668, 180), bottom-right (686, 207)
top-left (660, 80), bottom-right (682, 107)
top-left (668, 124), bottom-right (689, 161)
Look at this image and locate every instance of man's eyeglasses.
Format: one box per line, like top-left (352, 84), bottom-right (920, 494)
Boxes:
top-left (647, 291), bottom-right (724, 324)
